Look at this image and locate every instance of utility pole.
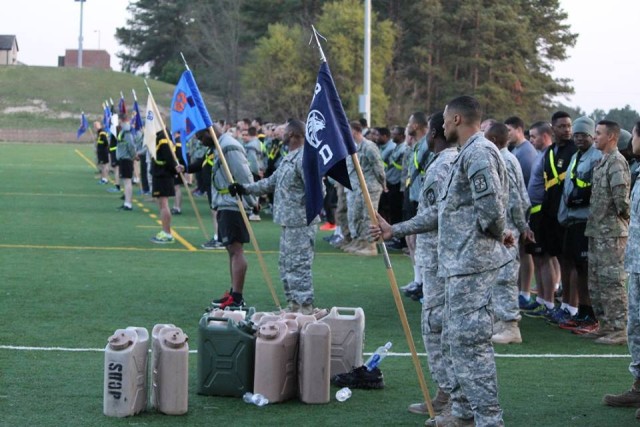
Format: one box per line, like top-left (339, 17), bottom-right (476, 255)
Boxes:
top-left (360, 0), bottom-right (371, 126)
top-left (76, 0), bottom-right (86, 68)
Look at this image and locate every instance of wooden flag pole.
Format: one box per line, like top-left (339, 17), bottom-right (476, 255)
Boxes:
top-left (351, 150), bottom-right (435, 418)
top-left (205, 125), bottom-right (281, 309)
top-left (143, 81), bottom-right (210, 241)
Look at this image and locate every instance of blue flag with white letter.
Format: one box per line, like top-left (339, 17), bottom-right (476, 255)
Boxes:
top-left (303, 61), bottom-right (357, 225)
top-left (102, 103), bottom-right (111, 136)
top-left (130, 100), bottom-right (143, 137)
top-left (76, 112), bottom-right (88, 139)
top-left (171, 70), bottom-right (213, 165)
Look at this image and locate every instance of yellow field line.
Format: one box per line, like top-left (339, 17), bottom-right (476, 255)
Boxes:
top-left (73, 148), bottom-right (197, 251)
top-left (0, 243), bottom-right (189, 253)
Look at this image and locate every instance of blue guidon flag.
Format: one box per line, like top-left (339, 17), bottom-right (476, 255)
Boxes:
top-left (303, 61), bottom-right (357, 225)
top-left (76, 112), bottom-right (88, 139)
top-left (171, 70), bottom-right (213, 165)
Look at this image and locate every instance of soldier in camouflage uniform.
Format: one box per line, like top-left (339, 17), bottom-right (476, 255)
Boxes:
top-left (603, 123), bottom-right (640, 417)
top-left (373, 97), bottom-right (511, 426)
top-left (375, 112), bottom-right (458, 416)
top-left (584, 120), bottom-right (631, 345)
top-left (342, 121), bottom-right (385, 256)
top-left (485, 123), bottom-right (532, 345)
top-left (229, 120), bottom-right (318, 314)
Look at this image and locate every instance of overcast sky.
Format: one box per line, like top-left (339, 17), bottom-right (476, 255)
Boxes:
top-left (2, 0), bottom-right (637, 115)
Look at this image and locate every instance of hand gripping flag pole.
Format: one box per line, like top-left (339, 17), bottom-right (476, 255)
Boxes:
top-left (178, 53), bottom-right (281, 309)
top-left (142, 80), bottom-right (210, 243)
top-left (308, 26), bottom-right (435, 418)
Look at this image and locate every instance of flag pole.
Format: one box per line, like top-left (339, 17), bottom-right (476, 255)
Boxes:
top-left (143, 80), bottom-right (210, 241)
top-left (310, 27), bottom-right (434, 418)
top-left (130, 89), bottom-right (145, 198)
top-left (180, 52), bottom-right (281, 309)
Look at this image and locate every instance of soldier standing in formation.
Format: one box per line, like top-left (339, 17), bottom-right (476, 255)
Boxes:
top-left (229, 120), bottom-right (319, 314)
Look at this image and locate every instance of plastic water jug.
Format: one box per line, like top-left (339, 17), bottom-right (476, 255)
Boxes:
top-left (151, 324), bottom-right (189, 415)
top-left (298, 321), bottom-right (331, 404)
top-left (253, 319), bottom-right (299, 403)
top-left (103, 327), bottom-right (149, 417)
top-left (319, 307), bottom-right (365, 376)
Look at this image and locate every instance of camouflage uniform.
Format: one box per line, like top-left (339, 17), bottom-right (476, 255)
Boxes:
top-left (346, 138), bottom-right (385, 241)
top-left (393, 132), bottom-right (510, 426)
top-left (492, 148), bottom-right (531, 323)
top-left (585, 148), bottom-right (631, 332)
top-left (626, 175), bottom-right (640, 379)
top-left (244, 147), bottom-right (318, 305)
top-left (393, 147), bottom-right (458, 393)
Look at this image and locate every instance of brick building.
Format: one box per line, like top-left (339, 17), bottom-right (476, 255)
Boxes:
top-left (59, 49), bottom-right (110, 69)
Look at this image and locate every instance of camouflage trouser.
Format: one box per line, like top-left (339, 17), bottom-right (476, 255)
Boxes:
top-left (335, 184), bottom-right (349, 238)
top-left (353, 188), bottom-right (382, 242)
top-left (442, 269), bottom-right (504, 427)
top-left (421, 269), bottom-right (452, 392)
top-left (588, 237), bottom-right (628, 331)
top-left (279, 225), bottom-right (317, 305)
top-left (628, 273), bottom-right (640, 379)
top-left (346, 189), bottom-right (358, 238)
top-left (492, 244), bottom-right (521, 322)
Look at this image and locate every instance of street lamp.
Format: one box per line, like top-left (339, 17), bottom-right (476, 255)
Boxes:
top-left (76, 0), bottom-right (86, 68)
top-left (94, 29), bottom-right (101, 49)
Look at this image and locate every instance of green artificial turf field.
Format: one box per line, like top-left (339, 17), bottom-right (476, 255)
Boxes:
top-left (0, 142), bottom-right (635, 426)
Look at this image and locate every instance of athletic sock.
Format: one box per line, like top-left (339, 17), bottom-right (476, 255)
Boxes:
top-left (544, 300), bottom-right (555, 310)
top-left (519, 291), bottom-right (531, 300)
top-left (413, 265), bottom-right (422, 284)
top-left (560, 302), bottom-right (568, 311)
top-left (566, 305), bottom-right (578, 316)
top-left (231, 291), bottom-right (243, 302)
top-left (124, 203), bottom-right (132, 208)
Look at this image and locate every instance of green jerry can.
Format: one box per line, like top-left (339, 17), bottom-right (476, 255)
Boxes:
top-left (197, 312), bottom-right (256, 397)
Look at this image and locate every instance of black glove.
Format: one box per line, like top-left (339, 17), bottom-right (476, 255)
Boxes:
top-left (228, 183), bottom-right (246, 197)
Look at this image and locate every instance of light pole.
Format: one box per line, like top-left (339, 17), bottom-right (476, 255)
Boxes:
top-left (94, 29), bottom-right (101, 49)
top-left (360, 0), bottom-right (371, 126)
top-left (76, 0), bottom-right (86, 68)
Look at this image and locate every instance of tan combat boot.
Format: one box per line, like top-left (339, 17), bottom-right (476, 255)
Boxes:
top-left (409, 388), bottom-right (450, 415)
top-left (353, 242), bottom-right (378, 256)
top-left (283, 301), bottom-right (300, 313)
top-left (603, 379), bottom-right (640, 407)
top-left (594, 330), bottom-right (627, 345)
top-left (491, 320), bottom-right (522, 344)
top-left (342, 240), bottom-right (362, 252)
top-left (427, 413), bottom-right (474, 427)
top-left (300, 303), bottom-right (315, 315)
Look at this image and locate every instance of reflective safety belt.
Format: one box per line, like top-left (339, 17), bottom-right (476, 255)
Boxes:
top-left (530, 204), bottom-right (542, 214)
top-left (544, 149), bottom-right (566, 190)
top-left (569, 155), bottom-right (591, 188)
top-left (392, 159), bottom-right (403, 170)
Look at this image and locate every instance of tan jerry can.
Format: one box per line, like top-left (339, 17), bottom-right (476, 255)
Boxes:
top-left (319, 307), bottom-right (365, 376)
top-left (253, 319), bottom-right (299, 403)
top-left (104, 327), bottom-right (149, 417)
top-left (151, 324), bottom-right (189, 415)
top-left (298, 321), bottom-right (331, 404)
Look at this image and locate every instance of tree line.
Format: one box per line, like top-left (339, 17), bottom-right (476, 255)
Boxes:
top-left (117, 0), bottom-right (582, 126)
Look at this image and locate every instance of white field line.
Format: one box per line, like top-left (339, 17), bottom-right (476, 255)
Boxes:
top-left (0, 345), bottom-right (630, 358)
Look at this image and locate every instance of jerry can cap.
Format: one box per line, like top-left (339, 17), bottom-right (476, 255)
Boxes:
top-left (107, 329), bottom-right (135, 350)
top-left (162, 329), bottom-right (188, 349)
top-left (259, 322), bottom-right (279, 339)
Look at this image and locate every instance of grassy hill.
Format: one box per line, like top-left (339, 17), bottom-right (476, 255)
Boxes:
top-left (0, 65), bottom-right (219, 132)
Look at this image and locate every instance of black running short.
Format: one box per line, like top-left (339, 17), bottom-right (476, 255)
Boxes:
top-left (118, 159), bottom-right (134, 179)
top-left (152, 175), bottom-right (175, 198)
top-left (109, 150), bottom-right (117, 168)
top-left (562, 221), bottom-right (588, 264)
top-left (97, 145), bottom-right (109, 165)
top-left (217, 210), bottom-right (250, 246)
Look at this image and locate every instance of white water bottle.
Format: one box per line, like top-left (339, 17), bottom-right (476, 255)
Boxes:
top-left (364, 342), bottom-right (392, 371)
top-left (243, 392), bottom-right (269, 407)
top-left (335, 387), bottom-right (352, 402)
